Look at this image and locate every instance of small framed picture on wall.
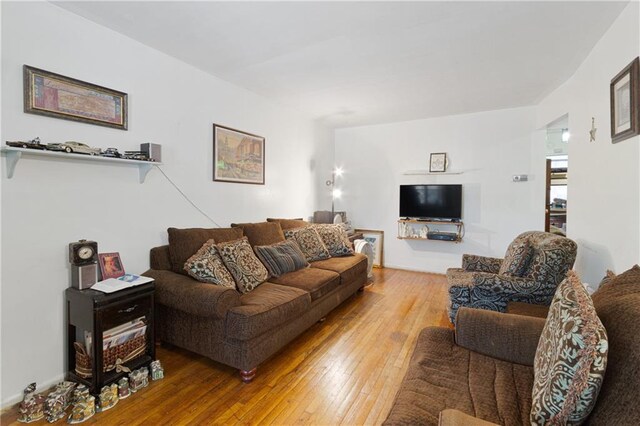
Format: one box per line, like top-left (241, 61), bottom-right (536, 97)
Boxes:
top-left (429, 153), bottom-right (447, 172)
top-left (610, 57), bottom-right (639, 143)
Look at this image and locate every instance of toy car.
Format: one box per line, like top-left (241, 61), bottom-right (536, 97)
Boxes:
top-left (5, 137), bottom-right (46, 150)
top-left (102, 148), bottom-right (122, 158)
top-left (123, 151), bottom-right (154, 161)
top-left (47, 142), bottom-right (101, 155)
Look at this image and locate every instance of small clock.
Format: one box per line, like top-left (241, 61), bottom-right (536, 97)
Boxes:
top-left (69, 240), bottom-right (98, 265)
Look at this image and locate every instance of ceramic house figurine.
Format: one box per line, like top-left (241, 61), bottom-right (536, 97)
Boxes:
top-left (17, 383), bottom-right (45, 423)
top-left (44, 381), bottom-right (76, 423)
top-left (96, 383), bottom-right (118, 412)
top-left (67, 396), bottom-right (95, 424)
top-left (67, 385), bottom-right (95, 424)
top-left (140, 367), bottom-right (150, 388)
top-left (129, 366), bottom-right (150, 392)
top-left (150, 360), bottom-right (164, 381)
top-left (118, 377), bottom-right (130, 399)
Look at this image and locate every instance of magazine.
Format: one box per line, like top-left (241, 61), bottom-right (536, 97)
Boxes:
top-left (91, 274), bottom-right (153, 293)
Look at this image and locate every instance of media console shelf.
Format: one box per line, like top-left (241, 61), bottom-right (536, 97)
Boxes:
top-left (0, 147), bottom-right (162, 183)
top-left (397, 219), bottom-right (464, 243)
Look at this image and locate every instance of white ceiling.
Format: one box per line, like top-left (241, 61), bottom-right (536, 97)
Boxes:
top-left (54, 1), bottom-right (628, 128)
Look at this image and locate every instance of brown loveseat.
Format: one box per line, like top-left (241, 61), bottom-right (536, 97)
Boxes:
top-left (384, 265), bottom-right (640, 425)
top-left (144, 220), bottom-right (368, 382)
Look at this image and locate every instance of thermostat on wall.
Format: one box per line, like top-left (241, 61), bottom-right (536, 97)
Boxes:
top-left (512, 174), bottom-right (528, 182)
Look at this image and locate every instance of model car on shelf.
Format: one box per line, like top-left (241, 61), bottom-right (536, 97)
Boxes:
top-left (5, 137), bottom-right (46, 150)
top-left (101, 148), bottom-right (122, 158)
top-left (123, 151), bottom-right (155, 161)
top-left (46, 142), bottom-right (102, 155)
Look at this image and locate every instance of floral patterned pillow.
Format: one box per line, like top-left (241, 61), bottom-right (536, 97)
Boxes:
top-left (312, 224), bottom-right (354, 257)
top-left (216, 237), bottom-right (269, 294)
top-left (531, 270), bottom-right (608, 425)
top-left (498, 237), bottom-right (533, 276)
top-left (284, 227), bottom-right (331, 262)
top-left (183, 239), bottom-right (236, 289)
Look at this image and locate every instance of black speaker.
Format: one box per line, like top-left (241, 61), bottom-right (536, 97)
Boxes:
top-left (141, 143), bottom-right (162, 162)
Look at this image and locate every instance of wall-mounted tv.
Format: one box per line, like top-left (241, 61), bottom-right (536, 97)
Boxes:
top-left (399, 184), bottom-right (462, 220)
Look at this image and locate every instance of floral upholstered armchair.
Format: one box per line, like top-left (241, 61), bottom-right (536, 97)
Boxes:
top-left (446, 231), bottom-right (577, 322)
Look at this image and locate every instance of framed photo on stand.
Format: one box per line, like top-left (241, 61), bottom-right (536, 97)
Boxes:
top-left (429, 153), bottom-right (447, 172)
top-left (610, 57), bottom-right (639, 143)
top-left (98, 252), bottom-right (125, 280)
top-left (355, 229), bottom-right (384, 268)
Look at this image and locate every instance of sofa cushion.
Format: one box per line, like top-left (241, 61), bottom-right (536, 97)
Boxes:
top-left (266, 218), bottom-right (309, 230)
top-left (167, 227), bottom-right (243, 276)
top-left (588, 265), bottom-right (640, 424)
top-left (311, 253), bottom-right (367, 285)
top-left (284, 227), bottom-right (331, 262)
top-left (226, 282), bottom-right (311, 341)
top-left (231, 222), bottom-right (286, 247)
top-left (217, 237), bottom-right (269, 294)
top-left (254, 240), bottom-right (309, 277)
top-left (531, 271), bottom-right (608, 425)
top-left (183, 239), bottom-right (236, 289)
top-left (269, 267), bottom-right (340, 301)
top-left (498, 237), bottom-right (532, 277)
top-left (383, 327), bottom-right (534, 426)
top-left (313, 224), bottom-right (354, 257)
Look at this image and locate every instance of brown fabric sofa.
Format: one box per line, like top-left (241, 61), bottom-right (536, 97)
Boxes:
top-left (144, 221), bottom-right (367, 382)
top-left (384, 265), bottom-right (640, 425)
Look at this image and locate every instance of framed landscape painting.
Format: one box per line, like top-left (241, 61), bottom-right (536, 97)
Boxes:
top-left (23, 65), bottom-right (128, 130)
top-left (356, 229), bottom-right (384, 268)
top-left (213, 124), bottom-right (265, 184)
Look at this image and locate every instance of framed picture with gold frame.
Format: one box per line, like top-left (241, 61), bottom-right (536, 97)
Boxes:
top-left (355, 229), bottom-right (384, 268)
top-left (213, 124), bottom-right (265, 185)
top-left (23, 65), bottom-right (128, 130)
top-left (610, 57), bottom-right (639, 143)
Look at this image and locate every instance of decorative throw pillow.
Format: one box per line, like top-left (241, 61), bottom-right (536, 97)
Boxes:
top-left (498, 237), bottom-right (533, 276)
top-left (595, 270), bottom-right (617, 292)
top-left (284, 227), bottom-right (331, 262)
top-left (530, 270), bottom-right (608, 425)
top-left (312, 224), bottom-right (354, 257)
top-left (254, 240), bottom-right (309, 277)
top-left (183, 239), bottom-right (236, 289)
top-left (216, 237), bottom-right (269, 294)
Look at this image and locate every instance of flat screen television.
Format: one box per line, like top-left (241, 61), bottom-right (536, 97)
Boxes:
top-left (399, 184), bottom-right (462, 220)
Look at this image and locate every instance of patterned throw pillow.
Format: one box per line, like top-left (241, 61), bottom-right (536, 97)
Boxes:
top-left (254, 240), bottom-right (309, 277)
top-left (312, 224), bottom-right (354, 257)
top-left (216, 237), bottom-right (269, 294)
top-left (498, 237), bottom-right (533, 276)
top-left (531, 270), bottom-right (608, 425)
top-left (183, 239), bottom-right (236, 289)
top-left (284, 227), bottom-right (331, 262)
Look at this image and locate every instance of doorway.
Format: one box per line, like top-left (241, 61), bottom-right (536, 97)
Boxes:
top-left (545, 115), bottom-right (569, 235)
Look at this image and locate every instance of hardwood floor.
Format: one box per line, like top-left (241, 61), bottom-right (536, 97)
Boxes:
top-left (1, 268), bottom-right (451, 425)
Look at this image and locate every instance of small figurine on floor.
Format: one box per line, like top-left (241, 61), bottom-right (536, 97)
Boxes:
top-left (45, 381), bottom-right (76, 423)
top-left (17, 383), bottom-right (45, 423)
top-left (97, 383), bottom-right (118, 412)
top-left (67, 385), bottom-right (95, 424)
top-left (129, 367), bottom-right (150, 393)
top-left (150, 360), bottom-right (164, 381)
top-left (118, 377), bottom-right (130, 399)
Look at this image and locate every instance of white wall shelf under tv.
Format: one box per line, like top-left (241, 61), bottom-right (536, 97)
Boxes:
top-left (397, 219), bottom-right (464, 243)
top-left (402, 170), bottom-right (464, 176)
top-left (0, 146), bottom-right (162, 183)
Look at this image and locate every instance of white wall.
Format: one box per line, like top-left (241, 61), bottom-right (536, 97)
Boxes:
top-left (536, 2), bottom-right (640, 285)
top-left (335, 106), bottom-right (542, 273)
top-left (0, 1), bottom-right (332, 405)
